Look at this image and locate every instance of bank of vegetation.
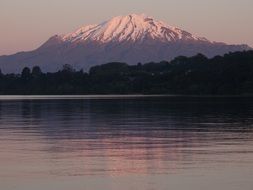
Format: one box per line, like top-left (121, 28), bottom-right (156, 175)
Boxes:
top-left (0, 51), bottom-right (253, 95)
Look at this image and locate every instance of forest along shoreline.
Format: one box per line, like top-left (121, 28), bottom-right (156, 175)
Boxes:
top-left (0, 51), bottom-right (253, 95)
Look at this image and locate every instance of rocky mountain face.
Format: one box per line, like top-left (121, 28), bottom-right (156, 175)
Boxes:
top-left (0, 14), bottom-right (251, 73)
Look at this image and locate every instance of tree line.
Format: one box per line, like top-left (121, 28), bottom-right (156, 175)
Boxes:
top-left (0, 50), bottom-right (253, 95)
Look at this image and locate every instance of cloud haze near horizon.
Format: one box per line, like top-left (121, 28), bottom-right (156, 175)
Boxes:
top-left (0, 0), bottom-right (252, 55)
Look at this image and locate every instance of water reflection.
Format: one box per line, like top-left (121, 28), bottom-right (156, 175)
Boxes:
top-left (0, 97), bottom-right (253, 190)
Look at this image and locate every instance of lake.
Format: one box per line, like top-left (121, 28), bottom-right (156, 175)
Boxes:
top-left (0, 96), bottom-right (253, 190)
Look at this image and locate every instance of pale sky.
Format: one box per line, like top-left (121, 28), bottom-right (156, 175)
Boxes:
top-left (0, 0), bottom-right (252, 55)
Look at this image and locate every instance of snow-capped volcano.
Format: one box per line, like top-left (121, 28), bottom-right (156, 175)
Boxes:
top-left (61, 14), bottom-right (208, 43)
top-left (0, 14), bottom-right (251, 73)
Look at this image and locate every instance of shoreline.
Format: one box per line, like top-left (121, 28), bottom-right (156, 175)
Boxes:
top-left (0, 94), bottom-right (253, 100)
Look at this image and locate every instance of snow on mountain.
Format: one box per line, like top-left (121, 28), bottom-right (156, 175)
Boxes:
top-left (61, 14), bottom-right (208, 43)
top-left (0, 14), bottom-right (251, 73)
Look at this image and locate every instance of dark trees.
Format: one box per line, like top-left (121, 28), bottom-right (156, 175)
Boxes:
top-left (32, 66), bottom-right (42, 77)
top-left (21, 67), bottom-right (31, 80)
top-left (0, 50), bottom-right (253, 95)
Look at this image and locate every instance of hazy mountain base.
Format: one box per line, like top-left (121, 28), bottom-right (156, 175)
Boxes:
top-left (0, 51), bottom-right (253, 95)
top-left (0, 40), bottom-right (249, 74)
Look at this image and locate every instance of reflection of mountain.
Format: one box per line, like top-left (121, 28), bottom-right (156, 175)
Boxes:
top-left (1, 97), bottom-right (253, 139)
top-left (0, 97), bottom-right (253, 176)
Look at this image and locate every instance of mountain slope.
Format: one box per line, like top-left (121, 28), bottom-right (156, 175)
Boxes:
top-left (0, 14), bottom-right (251, 73)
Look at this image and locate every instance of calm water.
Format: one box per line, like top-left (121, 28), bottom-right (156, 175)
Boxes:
top-left (0, 96), bottom-right (253, 190)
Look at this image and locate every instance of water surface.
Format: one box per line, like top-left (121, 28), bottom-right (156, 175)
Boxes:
top-left (0, 96), bottom-right (253, 190)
